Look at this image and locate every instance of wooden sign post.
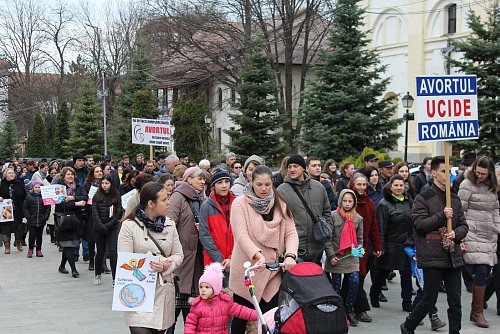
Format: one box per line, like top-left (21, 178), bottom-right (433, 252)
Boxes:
top-left (444, 141), bottom-right (452, 232)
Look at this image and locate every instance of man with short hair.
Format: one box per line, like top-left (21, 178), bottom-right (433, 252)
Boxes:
top-left (178, 153), bottom-right (189, 167)
top-left (306, 156), bottom-right (336, 209)
top-left (25, 161), bottom-right (36, 180)
top-left (364, 154), bottom-right (379, 168)
top-left (133, 153), bottom-right (145, 172)
top-left (72, 153), bottom-right (88, 186)
top-left (121, 155), bottom-right (131, 169)
top-left (400, 156), bottom-right (468, 334)
top-left (225, 152), bottom-right (236, 169)
top-left (84, 155), bottom-right (94, 175)
top-left (165, 155), bottom-right (180, 174)
top-left (379, 160), bottom-right (394, 187)
top-left (156, 154), bottom-right (166, 172)
top-left (144, 160), bottom-right (156, 175)
top-left (277, 154), bottom-right (333, 264)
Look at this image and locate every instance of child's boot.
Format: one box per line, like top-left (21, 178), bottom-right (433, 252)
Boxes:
top-left (27, 249), bottom-right (33, 258)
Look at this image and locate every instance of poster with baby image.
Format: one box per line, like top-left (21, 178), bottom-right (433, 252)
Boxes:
top-left (112, 252), bottom-right (159, 313)
top-left (40, 185), bottom-right (67, 205)
top-left (0, 199), bottom-right (14, 222)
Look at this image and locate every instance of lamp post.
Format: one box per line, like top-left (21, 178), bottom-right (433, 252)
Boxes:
top-left (204, 113), bottom-right (212, 159)
top-left (401, 92), bottom-right (414, 163)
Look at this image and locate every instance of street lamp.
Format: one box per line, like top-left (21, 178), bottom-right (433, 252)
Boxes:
top-left (204, 113), bottom-right (212, 159)
top-left (401, 92), bottom-right (414, 162)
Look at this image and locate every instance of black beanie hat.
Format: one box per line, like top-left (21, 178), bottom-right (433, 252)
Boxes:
top-left (211, 167), bottom-right (232, 185)
top-left (287, 154), bottom-right (306, 170)
top-left (73, 153), bottom-right (85, 163)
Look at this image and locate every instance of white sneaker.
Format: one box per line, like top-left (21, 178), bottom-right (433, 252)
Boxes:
top-left (93, 275), bottom-right (102, 285)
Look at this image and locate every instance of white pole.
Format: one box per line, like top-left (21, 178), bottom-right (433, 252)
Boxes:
top-left (102, 70), bottom-right (108, 156)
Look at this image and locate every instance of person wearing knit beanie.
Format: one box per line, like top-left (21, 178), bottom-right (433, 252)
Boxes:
top-left (211, 167), bottom-right (232, 186)
top-left (286, 154), bottom-right (306, 170)
top-left (182, 166), bottom-right (204, 182)
top-left (199, 262), bottom-right (224, 299)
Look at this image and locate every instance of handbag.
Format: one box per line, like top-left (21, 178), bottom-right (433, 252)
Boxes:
top-left (54, 212), bottom-right (79, 231)
top-left (288, 183), bottom-right (332, 244)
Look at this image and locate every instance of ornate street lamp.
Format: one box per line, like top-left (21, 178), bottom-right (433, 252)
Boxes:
top-left (401, 92), bottom-right (414, 162)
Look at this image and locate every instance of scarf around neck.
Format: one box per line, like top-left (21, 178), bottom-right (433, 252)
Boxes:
top-left (136, 207), bottom-right (165, 233)
top-left (337, 207), bottom-right (358, 255)
top-left (244, 185), bottom-right (275, 215)
top-left (65, 181), bottom-right (76, 196)
top-left (392, 193), bottom-right (405, 202)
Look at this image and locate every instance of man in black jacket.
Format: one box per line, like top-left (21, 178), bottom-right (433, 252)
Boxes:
top-left (401, 156), bottom-right (469, 334)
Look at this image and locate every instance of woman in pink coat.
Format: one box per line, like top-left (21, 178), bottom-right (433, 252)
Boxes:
top-left (185, 263), bottom-right (257, 334)
top-left (228, 165), bottom-right (299, 334)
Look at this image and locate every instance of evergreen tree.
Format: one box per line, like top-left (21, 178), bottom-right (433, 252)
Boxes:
top-left (225, 50), bottom-right (284, 165)
top-left (449, 3), bottom-right (499, 161)
top-left (64, 79), bottom-right (103, 156)
top-left (25, 112), bottom-right (47, 157)
top-left (53, 102), bottom-right (71, 158)
top-left (110, 38), bottom-right (158, 157)
top-left (0, 117), bottom-right (18, 159)
top-left (171, 95), bottom-right (209, 162)
top-left (299, 0), bottom-right (401, 161)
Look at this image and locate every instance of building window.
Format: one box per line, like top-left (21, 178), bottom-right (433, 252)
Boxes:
top-left (447, 4), bottom-right (456, 34)
top-left (229, 127), bottom-right (235, 144)
top-left (217, 87), bottom-right (223, 109)
top-left (231, 88), bottom-right (236, 104)
top-left (217, 128), bottom-right (222, 150)
top-left (172, 88), bottom-right (179, 105)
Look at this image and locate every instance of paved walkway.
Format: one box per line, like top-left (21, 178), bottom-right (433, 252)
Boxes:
top-left (0, 233), bottom-right (498, 333)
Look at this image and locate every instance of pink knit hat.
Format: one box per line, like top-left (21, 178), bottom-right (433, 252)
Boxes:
top-left (199, 262), bottom-right (224, 296)
top-left (182, 166), bottom-right (203, 182)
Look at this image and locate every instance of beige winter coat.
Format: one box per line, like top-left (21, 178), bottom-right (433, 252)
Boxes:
top-left (117, 217), bottom-right (184, 330)
top-left (459, 178), bottom-right (500, 266)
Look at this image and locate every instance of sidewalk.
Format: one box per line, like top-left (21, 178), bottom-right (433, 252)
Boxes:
top-left (0, 233), bottom-right (498, 333)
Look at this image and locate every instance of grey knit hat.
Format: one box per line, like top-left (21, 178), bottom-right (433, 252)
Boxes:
top-left (243, 155), bottom-right (265, 172)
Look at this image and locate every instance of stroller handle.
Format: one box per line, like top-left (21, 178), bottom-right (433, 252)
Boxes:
top-left (244, 262), bottom-right (285, 279)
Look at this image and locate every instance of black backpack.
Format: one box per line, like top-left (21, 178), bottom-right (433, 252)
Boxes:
top-left (275, 262), bottom-right (348, 334)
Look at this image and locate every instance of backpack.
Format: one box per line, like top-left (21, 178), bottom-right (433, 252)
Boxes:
top-left (275, 262), bottom-right (348, 334)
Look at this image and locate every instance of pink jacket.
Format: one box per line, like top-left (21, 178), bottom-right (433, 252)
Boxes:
top-left (184, 291), bottom-right (257, 334)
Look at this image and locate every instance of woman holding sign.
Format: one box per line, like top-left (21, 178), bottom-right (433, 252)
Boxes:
top-left (459, 156), bottom-right (500, 328)
top-left (118, 182), bottom-right (183, 334)
top-left (84, 165), bottom-right (104, 271)
top-left (0, 168), bottom-right (27, 254)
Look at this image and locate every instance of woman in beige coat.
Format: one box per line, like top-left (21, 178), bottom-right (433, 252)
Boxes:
top-left (229, 165), bottom-right (298, 334)
top-left (118, 182), bottom-right (183, 334)
top-left (459, 156), bottom-right (500, 328)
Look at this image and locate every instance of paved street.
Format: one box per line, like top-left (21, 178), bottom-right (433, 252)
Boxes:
top-left (0, 233), bottom-right (498, 333)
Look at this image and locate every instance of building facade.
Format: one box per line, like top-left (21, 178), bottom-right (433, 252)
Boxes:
top-left (360, 0), bottom-right (492, 162)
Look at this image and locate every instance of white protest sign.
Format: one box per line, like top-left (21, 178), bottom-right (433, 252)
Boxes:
top-left (131, 118), bottom-right (171, 147)
top-left (121, 189), bottom-right (137, 210)
top-left (0, 199), bottom-right (14, 222)
top-left (87, 186), bottom-right (98, 205)
top-left (112, 252), bottom-right (159, 313)
top-left (416, 75), bottom-right (478, 142)
top-left (40, 185), bottom-right (67, 205)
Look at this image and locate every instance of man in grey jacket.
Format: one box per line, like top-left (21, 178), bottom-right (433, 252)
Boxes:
top-left (277, 154), bottom-right (333, 264)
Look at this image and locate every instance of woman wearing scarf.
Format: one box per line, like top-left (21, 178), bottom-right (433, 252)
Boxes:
top-left (325, 189), bottom-right (363, 326)
top-left (166, 167), bottom-right (207, 331)
top-left (229, 165), bottom-right (298, 334)
top-left (118, 182), bottom-right (183, 334)
top-left (31, 163), bottom-right (51, 185)
top-left (369, 174), bottom-right (413, 312)
top-left (55, 167), bottom-right (88, 278)
top-left (230, 155), bottom-right (264, 196)
top-left (0, 168), bottom-right (27, 254)
top-left (83, 165), bottom-right (103, 271)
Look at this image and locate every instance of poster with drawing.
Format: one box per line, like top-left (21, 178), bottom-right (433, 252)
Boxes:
top-left (0, 199), bottom-right (14, 222)
top-left (41, 185), bottom-right (67, 205)
top-left (112, 252), bottom-right (159, 313)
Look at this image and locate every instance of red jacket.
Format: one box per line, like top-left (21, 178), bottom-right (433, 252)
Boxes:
top-left (199, 192), bottom-right (236, 266)
top-left (356, 193), bottom-right (383, 276)
top-left (184, 291), bottom-right (257, 334)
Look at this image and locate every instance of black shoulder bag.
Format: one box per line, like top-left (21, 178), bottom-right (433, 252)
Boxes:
top-left (288, 183), bottom-right (332, 244)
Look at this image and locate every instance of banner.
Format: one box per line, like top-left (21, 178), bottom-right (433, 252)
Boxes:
top-left (131, 118), bottom-right (171, 147)
top-left (112, 252), bottom-right (159, 313)
top-left (0, 199), bottom-right (14, 222)
top-left (121, 189), bottom-right (137, 210)
top-left (416, 75), bottom-right (478, 142)
top-left (41, 185), bottom-right (67, 205)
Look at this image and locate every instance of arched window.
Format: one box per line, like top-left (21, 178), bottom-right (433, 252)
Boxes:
top-left (217, 87), bottom-right (223, 109)
top-left (447, 4), bottom-right (457, 34)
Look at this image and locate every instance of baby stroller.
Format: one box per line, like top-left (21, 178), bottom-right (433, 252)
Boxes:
top-left (244, 261), bottom-right (348, 334)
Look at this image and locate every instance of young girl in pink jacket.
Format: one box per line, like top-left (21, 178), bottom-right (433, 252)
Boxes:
top-left (184, 262), bottom-right (258, 334)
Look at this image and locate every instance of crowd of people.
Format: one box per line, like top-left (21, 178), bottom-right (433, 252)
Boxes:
top-left (0, 151), bottom-right (499, 334)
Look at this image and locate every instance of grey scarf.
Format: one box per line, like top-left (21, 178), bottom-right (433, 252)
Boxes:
top-left (243, 185), bottom-right (275, 215)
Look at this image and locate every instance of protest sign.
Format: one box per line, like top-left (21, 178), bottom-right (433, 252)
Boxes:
top-left (131, 118), bottom-right (171, 147)
top-left (121, 189), bottom-right (137, 210)
top-left (41, 185), bottom-right (66, 205)
top-left (87, 186), bottom-right (98, 205)
top-left (112, 252), bottom-right (159, 313)
top-left (0, 199), bottom-right (14, 222)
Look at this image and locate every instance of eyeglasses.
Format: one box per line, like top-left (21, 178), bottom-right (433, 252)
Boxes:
top-left (233, 166), bottom-right (242, 169)
top-left (475, 170), bottom-right (488, 177)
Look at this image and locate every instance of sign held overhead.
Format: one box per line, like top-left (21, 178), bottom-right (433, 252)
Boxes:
top-left (131, 118), bottom-right (172, 147)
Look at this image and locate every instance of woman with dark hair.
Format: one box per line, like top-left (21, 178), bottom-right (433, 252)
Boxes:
top-left (336, 161), bottom-right (355, 194)
top-left (0, 168), bottom-right (27, 254)
top-left (369, 174), bottom-right (413, 312)
top-left (83, 165), bottom-right (103, 271)
top-left (229, 165), bottom-right (298, 333)
top-left (363, 167), bottom-right (383, 207)
top-left (414, 157), bottom-right (433, 196)
top-left (91, 174), bottom-right (123, 285)
top-left (166, 167), bottom-right (207, 330)
top-left (120, 169), bottom-right (140, 196)
top-left (125, 173), bottom-right (156, 214)
top-left (158, 173), bottom-right (175, 197)
top-left (31, 163), bottom-right (50, 185)
top-left (323, 159), bottom-right (341, 192)
top-left (118, 182), bottom-right (183, 333)
top-left (459, 156), bottom-right (500, 328)
top-left (55, 167), bottom-right (88, 278)
top-left (393, 161), bottom-right (415, 199)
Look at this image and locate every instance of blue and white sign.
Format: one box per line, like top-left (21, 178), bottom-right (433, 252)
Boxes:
top-left (416, 75), bottom-right (478, 142)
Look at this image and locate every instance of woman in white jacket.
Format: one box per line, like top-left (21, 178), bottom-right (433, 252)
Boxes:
top-left (459, 156), bottom-right (500, 328)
